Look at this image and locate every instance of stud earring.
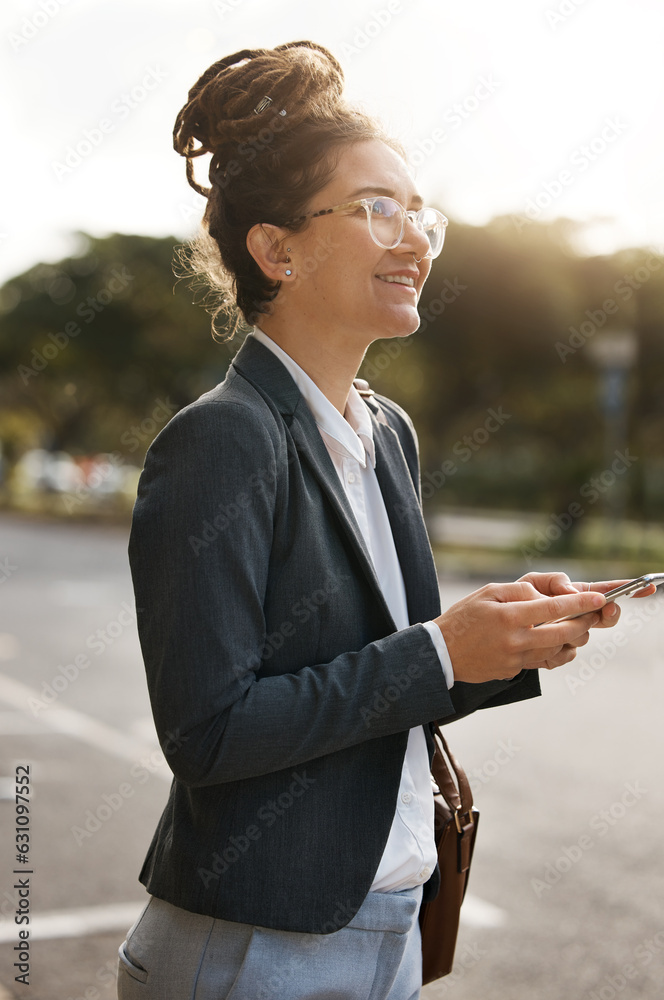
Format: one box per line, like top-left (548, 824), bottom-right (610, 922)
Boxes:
top-left (285, 269), bottom-right (292, 276)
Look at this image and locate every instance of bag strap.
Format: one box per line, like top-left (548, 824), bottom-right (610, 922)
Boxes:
top-left (430, 725), bottom-right (475, 835)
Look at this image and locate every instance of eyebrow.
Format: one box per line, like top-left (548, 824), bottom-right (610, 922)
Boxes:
top-left (346, 186), bottom-right (424, 209)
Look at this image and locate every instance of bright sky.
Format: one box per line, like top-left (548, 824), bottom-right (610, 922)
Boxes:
top-left (2, 0), bottom-right (663, 287)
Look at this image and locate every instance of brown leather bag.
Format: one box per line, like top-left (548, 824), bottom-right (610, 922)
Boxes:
top-left (419, 726), bottom-right (479, 985)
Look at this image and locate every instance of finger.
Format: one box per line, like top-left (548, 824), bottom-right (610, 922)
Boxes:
top-left (566, 631), bottom-right (591, 649)
top-left (571, 579), bottom-right (629, 594)
top-left (572, 579), bottom-right (658, 598)
top-left (526, 644), bottom-right (579, 670)
top-left (546, 573), bottom-right (577, 596)
top-left (629, 584), bottom-right (657, 598)
top-left (520, 591), bottom-right (605, 628)
top-left (522, 610), bottom-right (602, 652)
top-left (593, 602), bottom-right (621, 628)
top-left (518, 572), bottom-right (575, 596)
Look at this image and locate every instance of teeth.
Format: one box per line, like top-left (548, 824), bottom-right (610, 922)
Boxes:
top-left (378, 275), bottom-right (415, 286)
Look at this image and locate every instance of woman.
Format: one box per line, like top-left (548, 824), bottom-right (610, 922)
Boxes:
top-left (118, 41), bottom-right (633, 1000)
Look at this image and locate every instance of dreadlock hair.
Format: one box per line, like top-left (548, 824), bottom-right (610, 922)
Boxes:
top-left (172, 41), bottom-right (402, 340)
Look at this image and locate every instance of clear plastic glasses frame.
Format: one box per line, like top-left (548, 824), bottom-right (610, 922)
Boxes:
top-left (287, 196), bottom-right (448, 259)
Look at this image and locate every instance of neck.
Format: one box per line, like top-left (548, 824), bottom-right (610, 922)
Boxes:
top-left (256, 316), bottom-right (368, 415)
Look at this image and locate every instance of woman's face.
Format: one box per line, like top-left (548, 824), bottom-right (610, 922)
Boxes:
top-left (284, 139), bottom-right (433, 347)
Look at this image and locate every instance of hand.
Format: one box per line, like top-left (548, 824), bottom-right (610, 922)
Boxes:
top-left (433, 578), bottom-right (606, 683)
top-left (515, 571), bottom-right (620, 671)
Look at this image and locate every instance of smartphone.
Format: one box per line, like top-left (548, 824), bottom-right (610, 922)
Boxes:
top-left (539, 573), bottom-right (664, 625)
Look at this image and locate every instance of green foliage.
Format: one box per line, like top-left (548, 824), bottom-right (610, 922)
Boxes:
top-left (0, 232), bottom-right (231, 462)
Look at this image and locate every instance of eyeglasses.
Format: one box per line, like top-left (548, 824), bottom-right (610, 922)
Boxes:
top-left (286, 196), bottom-right (448, 259)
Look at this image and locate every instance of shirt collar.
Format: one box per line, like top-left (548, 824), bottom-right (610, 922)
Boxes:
top-left (251, 328), bottom-right (375, 468)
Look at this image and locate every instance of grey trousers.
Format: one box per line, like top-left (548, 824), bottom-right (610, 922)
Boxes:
top-left (116, 884), bottom-right (424, 1000)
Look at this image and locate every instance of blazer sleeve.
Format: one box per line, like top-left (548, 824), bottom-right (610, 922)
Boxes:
top-left (128, 396), bottom-right (457, 787)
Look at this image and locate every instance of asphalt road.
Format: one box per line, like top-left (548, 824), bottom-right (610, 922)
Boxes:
top-left (0, 512), bottom-right (662, 999)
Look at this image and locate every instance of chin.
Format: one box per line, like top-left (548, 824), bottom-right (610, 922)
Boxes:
top-left (382, 308), bottom-right (421, 339)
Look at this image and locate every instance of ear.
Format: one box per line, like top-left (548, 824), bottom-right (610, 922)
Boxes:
top-left (246, 223), bottom-right (290, 282)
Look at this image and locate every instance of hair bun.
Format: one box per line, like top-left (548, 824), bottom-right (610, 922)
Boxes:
top-left (173, 41), bottom-right (345, 196)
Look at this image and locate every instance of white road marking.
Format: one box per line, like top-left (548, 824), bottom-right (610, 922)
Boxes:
top-left (0, 674), bottom-right (170, 782)
top-left (0, 892), bottom-right (506, 943)
top-left (0, 901), bottom-right (147, 942)
top-left (460, 892), bottom-right (507, 928)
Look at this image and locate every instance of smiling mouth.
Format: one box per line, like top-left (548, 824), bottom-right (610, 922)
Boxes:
top-left (377, 275), bottom-right (416, 287)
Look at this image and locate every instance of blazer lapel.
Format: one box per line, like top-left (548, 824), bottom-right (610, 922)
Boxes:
top-left (370, 413), bottom-right (442, 624)
top-left (288, 405), bottom-right (398, 629)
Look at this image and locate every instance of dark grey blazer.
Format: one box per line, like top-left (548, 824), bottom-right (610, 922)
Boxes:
top-left (128, 334), bottom-right (540, 933)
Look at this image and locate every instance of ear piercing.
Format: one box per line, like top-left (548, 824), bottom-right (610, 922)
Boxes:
top-left (285, 247), bottom-right (292, 275)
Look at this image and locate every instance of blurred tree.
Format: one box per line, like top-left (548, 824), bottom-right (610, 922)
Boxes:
top-left (0, 232), bottom-right (231, 466)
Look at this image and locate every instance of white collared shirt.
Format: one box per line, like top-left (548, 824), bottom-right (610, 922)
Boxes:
top-left (251, 328), bottom-right (454, 892)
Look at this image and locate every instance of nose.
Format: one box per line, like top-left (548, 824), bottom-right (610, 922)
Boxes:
top-left (400, 212), bottom-right (431, 260)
